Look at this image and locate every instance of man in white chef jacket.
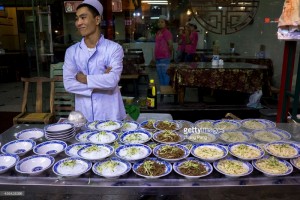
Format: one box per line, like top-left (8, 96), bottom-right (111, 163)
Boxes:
top-left (63, 0), bottom-right (126, 122)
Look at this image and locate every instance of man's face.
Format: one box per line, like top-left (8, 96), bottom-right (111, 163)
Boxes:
top-left (158, 19), bottom-right (166, 29)
top-left (75, 7), bottom-right (100, 37)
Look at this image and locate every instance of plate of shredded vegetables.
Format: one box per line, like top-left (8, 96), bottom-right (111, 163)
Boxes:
top-left (173, 157), bottom-right (213, 179)
top-left (132, 157), bottom-right (172, 179)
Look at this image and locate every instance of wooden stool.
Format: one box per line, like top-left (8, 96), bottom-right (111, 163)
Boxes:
top-left (160, 85), bottom-right (178, 103)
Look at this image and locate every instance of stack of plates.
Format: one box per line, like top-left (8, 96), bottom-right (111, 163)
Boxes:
top-left (44, 123), bottom-right (75, 141)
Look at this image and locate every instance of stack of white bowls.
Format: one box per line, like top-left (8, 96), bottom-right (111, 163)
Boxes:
top-left (44, 123), bottom-right (75, 141)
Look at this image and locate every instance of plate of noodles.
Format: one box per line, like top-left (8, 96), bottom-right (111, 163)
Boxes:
top-left (241, 119), bottom-right (269, 130)
top-left (252, 156), bottom-right (293, 176)
top-left (264, 141), bottom-right (300, 159)
top-left (187, 132), bottom-right (218, 143)
top-left (252, 129), bottom-right (284, 143)
top-left (194, 120), bottom-right (215, 129)
top-left (290, 157), bottom-right (300, 170)
top-left (213, 120), bottom-right (241, 131)
top-left (219, 131), bottom-right (251, 143)
top-left (228, 142), bottom-right (265, 160)
top-left (213, 157), bottom-right (253, 177)
top-left (132, 157), bottom-right (172, 179)
top-left (173, 157), bottom-right (213, 179)
top-left (191, 143), bottom-right (228, 162)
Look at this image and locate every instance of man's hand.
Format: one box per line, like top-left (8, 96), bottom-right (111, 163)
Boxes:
top-left (105, 67), bottom-right (112, 73)
top-left (76, 72), bottom-right (87, 84)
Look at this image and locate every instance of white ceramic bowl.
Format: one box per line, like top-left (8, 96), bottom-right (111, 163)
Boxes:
top-left (153, 144), bottom-right (190, 162)
top-left (33, 140), bottom-right (67, 157)
top-left (120, 121), bottom-right (140, 132)
top-left (92, 157), bottom-right (131, 178)
top-left (228, 142), bottom-right (265, 160)
top-left (0, 154), bottom-right (19, 174)
top-left (95, 120), bottom-right (123, 131)
top-left (1, 139), bottom-right (36, 156)
top-left (191, 143), bottom-right (228, 162)
top-left (64, 142), bottom-right (92, 157)
top-left (52, 157), bottom-right (92, 177)
top-left (213, 157), bottom-right (253, 178)
top-left (120, 130), bottom-right (152, 144)
top-left (87, 130), bottom-right (118, 144)
top-left (115, 144), bottom-right (152, 162)
top-left (252, 156), bottom-right (293, 177)
top-left (44, 122), bottom-right (74, 133)
top-left (173, 157), bottom-right (213, 179)
top-left (77, 144), bottom-right (114, 161)
top-left (132, 157), bottom-right (172, 179)
top-left (15, 128), bottom-right (45, 141)
top-left (15, 155), bottom-right (55, 175)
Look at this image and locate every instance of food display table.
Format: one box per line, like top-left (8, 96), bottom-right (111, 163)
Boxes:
top-left (0, 120), bottom-right (300, 199)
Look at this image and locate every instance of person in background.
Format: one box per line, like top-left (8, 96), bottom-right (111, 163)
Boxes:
top-left (154, 15), bottom-right (173, 86)
top-left (184, 22), bottom-right (198, 62)
top-left (63, 0), bottom-right (126, 122)
top-left (175, 26), bottom-right (185, 63)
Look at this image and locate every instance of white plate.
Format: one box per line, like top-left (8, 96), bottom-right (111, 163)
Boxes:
top-left (266, 128), bottom-right (292, 140)
top-left (194, 120), bottom-right (215, 129)
top-left (140, 120), bottom-right (156, 131)
top-left (115, 144), bottom-right (152, 162)
top-left (0, 154), bottom-right (19, 174)
top-left (228, 142), bottom-right (265, 160)
top-left (252, 129), bottom-right (284, 143)
top-left (64, 142), bottom-right (92, 157)
top-left (92, 157), bottom-right (131, 178)
top-left (15, 155), bottom-right (55, 175)
top-left (1, 139), bottom-right (36, 156)
top-left (85, 121), bottom-right (101, 130)
top-left (77, 144), bottom-right (114, 161)
top-left (187, 132), bottom-right (218, 143)
top-left (241, 119), bottom-right (269, 130)
top-left (52, 157), bottom-right (92, 177)
top-left (33, 140), bottom-right (67, 157)
top-left (152, 130), bottom-right (185, 144)
top-left (15, 128), bottom-right (45, 140)
top-left (252, 156), bottom-right (293, 176)
top-left (290, 157), bottom-right (300, 170)
top-left (219, 131), bottom-right (251, 143)
top-left (95, 120), bottom-right (123, 131)
top-left (153, 144), bottom-right (190, 162)
top-left (120, 121), bottom-right (140, 132)
top-left (132, 157), bottom-right (172, 179)
top-left (213, 120), bottom-right (241, 131)
top-left (120, 130), bottom-right (152, 144)
top-left (44, 123), bottom-right (74, 133)
top-left (173, 157), bottom-right (213, 179)
top-left (264, 141), bottom-right (300, 159)
top-left (87, 130), bottom-right (118, 144)
top-left (154, 120), bottom-right (182, 131)
top-left (213, 158), bottom-right (253, 177)
top-left (191, 143), bottom-right (228, 162)
top-left (75, 130), bottom-right (96, 142)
